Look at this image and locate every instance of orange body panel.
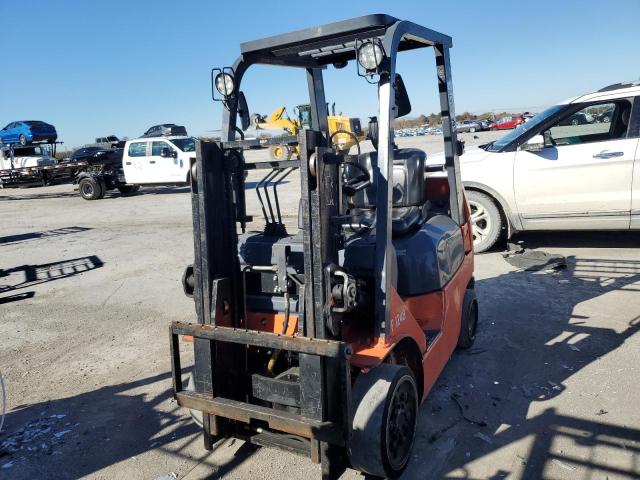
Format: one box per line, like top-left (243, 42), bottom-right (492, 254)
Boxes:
top-left (201, 207), bottom-right (474, 403)
top-left (245, 311), bottom-right (299, 335)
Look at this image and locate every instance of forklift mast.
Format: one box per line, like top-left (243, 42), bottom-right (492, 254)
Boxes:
top-left (170, 14), bottom-right (466, 478)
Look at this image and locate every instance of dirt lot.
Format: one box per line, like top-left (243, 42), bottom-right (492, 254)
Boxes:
top-left (1, 131), bottom-right (639, 479)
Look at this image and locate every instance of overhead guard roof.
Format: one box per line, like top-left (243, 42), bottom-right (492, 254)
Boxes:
top-left (239, 14), bottom-right (451, 68)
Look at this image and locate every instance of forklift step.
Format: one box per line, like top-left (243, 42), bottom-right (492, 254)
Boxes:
top-left (175, 390), bottom-right (344, 445)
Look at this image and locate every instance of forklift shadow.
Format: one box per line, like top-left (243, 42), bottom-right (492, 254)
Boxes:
top-left (0, 370), bottom-right (258, 479)
top-left (0, 226), bottom-right (92, 246)
top-left (0, 255), bottom-right (104, 295)
top-left (405, 255), bottom-right (640, 479)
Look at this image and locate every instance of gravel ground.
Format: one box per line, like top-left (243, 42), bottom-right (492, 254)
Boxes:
top-left (1, 131), bottom-right (639, 479)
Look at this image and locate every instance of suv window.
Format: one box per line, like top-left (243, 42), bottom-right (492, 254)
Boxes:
top-left (128, 142), bottom-right (148, 157)
top-left (548, 101), bottom-right (632, 146)
top-left (151, 141), bottom-right (170, 156)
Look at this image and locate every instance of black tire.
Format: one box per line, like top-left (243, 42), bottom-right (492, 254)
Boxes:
top-left (98, 178), bottom-right (107, 199)
top-left (571, 118), bottom-right (579, 126)
top-left (19, 134), bottom-right (27, 145)
top-left (466, 190), bottom-right (502, 253)
top-left (469, 127), bottom-right (476, 133)
top-left (457, 289), bottom-right (479, 349)
top-left (78, 177), bottom-right (103, 200)
top-left (348, 364), bottom-right (418, 479)
top-left (117, 185), bottom-right (140, 195)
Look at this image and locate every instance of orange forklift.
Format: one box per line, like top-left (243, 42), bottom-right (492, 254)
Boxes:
top-left (170, 14), bottom-right (477, 478)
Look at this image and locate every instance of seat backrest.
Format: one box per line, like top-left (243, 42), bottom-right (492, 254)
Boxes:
top-left (346, 148), bottom-right (426, 209)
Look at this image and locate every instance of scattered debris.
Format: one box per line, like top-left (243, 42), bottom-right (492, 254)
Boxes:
top-left (595, 409), bottom-right (608, 416)
top-left (547, 381), bottom-right (562, 391)
top-left (149, 441), bottom-right (159, 448)
top-left (552, 458), bottom-right (576, 471)
top-left (1, 461), bottom-right (13, 469)
top-left (155, 473), bottom-right (178, 480)
top-left (0, 412), bottom-right (74, 458)
top-left (569, 345), bottom-right (581, 352)
top-left (505, 242), bottom-right (524, 254)
top-left (450, 393), bottom-right (487, 427)
top-left (428, 420), bottom-right (459, 443)
top-left (521, 385), bottom-right (534, 398)
top-left (503, 248), bottom-right (566, 272)
top-left (473, 432), bottom-right (493, 445)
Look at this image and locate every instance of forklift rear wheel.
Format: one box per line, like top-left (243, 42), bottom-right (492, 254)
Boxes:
top-left (457, 289), bottom-right (478, 349)
top-left (19, 134), bottom-right (27, 145)
top-left (348, 364), bottom-right (418, 478)
top-left (79, 177), bottom-right (103, 200)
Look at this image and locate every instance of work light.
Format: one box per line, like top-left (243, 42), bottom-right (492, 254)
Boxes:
top-left (214, 72), bottom-right (235, 96)
top-left (357, 42), bottom-right (383, 71)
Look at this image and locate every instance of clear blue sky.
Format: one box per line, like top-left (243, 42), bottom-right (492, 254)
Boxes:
top-left (1, 0), bottom-right (638, 148)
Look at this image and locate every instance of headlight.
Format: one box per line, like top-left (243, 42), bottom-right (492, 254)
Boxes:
top-left (357, 42), bottom-right (384, 71)
top-left (214, 72), bottom-right (235, 96)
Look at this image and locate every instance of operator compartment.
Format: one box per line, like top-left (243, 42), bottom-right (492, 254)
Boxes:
top-left (342, 148), bottom-right (465, 296)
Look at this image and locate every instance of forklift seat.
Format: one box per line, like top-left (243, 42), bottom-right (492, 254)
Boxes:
top-left (346, 148), bottom-right (428, 236)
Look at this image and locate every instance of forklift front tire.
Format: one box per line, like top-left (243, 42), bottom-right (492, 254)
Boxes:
top-left (78, 177), bottom-right (103, 200)
top-left (457, 289), bottom-right (478, 349)
top-left (348, 364), bottom-right (418, 479)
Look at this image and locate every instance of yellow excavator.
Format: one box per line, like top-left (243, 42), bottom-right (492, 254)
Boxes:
top-left (250, 104), bottom-right (363, 160)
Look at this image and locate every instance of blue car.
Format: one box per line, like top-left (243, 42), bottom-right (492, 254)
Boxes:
top-left (0, 121), bottom-right (58, 145)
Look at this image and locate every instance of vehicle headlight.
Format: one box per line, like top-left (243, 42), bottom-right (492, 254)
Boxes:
top-left (214, 72), bottom-right (235, 96)
top-left (357, 42), bottom-right (384, 71)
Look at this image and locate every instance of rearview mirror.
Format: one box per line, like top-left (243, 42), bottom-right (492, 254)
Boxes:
top-left (395, 74), bottom-right (411, 118)
top-left (238, 91), bottom-right (250, 131)
top-left (521, 134), bottom-right (545, 152)
top-left (161, 147), bottom-right (177, 158)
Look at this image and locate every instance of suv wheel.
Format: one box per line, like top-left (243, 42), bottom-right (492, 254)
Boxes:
top-left (467, 190), bottom-right (502, 253)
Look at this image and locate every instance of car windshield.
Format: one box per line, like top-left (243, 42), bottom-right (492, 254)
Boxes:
top-left (170, 137), bottom-right (196, 152)
top-left (485, 105), bottom-right (566, 152)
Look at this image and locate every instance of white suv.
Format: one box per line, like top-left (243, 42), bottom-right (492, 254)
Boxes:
top-left (436, 81), bottom-right (640, 252)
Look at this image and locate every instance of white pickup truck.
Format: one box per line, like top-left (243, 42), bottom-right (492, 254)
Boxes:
top-left (0, 144), bottom-right (56, 170)
top-left (75, 135), bottom-right (195, 200)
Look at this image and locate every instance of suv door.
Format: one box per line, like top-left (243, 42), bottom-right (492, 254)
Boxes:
top-left (514, 99), bottom-right (637, 230)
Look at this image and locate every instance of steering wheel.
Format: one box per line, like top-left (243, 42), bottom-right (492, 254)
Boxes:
top-left (329, 129), bottom-right (361, 157)
top-left (342, 161), bottom-right (371, 196)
